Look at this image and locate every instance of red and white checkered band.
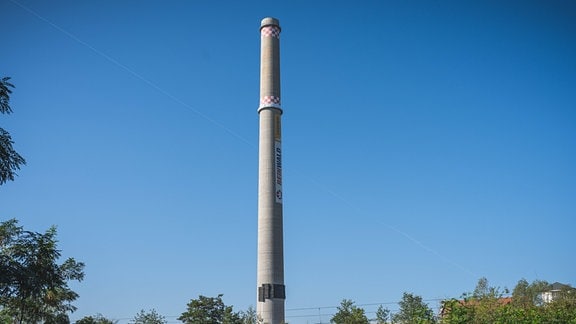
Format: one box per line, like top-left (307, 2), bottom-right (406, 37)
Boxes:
top-left (261, 26), bottom-right (280, 38)
top-left (261, 95), bottom-right (280, 105)
top-left (259, 95), bottom-right (281, 109)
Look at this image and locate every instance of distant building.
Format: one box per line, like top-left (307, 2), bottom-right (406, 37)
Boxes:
top-left (440, 281), bottom-right (575, 319)
top-left (540, 282), bottom-right (575, 303)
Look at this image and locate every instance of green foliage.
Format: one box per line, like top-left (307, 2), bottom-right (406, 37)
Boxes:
top-left (392, 292), bottom-right (436, 324)
top-left (441, 278), bottom-right (511, 324)
top-left (472, 277), bottom-right (508, 323)
top-left (178, 294), bottom-right (243, 324)
top-left (511, 278), bottom-right (549, 307)
top-left (440, 277), bottom-right (576, 323)
top-left (0, 308), bottom-right (12, 323)
top-left (0, 77), bottom-right (15, 114)
top-left (45, 312), bottom-right (72, 324)
top-left (330, 299), bottom-right (369, 324)
top-left (75, 314), bottom-right (118, 324)
top-left (239, 305), bottom-right (259, 324)
top-left (539, 288), bottom-right (576, 324)
top-left (131, 309), bottom-right (167, 324)
top-left (375, 305), bottom-right (390, 324)
top-left (0, 219), bottom-right (85, 323)
top-left (0, 76), bottom-right (26, 185)
top-left (439, 299), bottom-right (474, 324)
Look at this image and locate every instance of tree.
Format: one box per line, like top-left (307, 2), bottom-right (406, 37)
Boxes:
top-left (178, 294), bottom-right (243, 324)
top-left (375, 305), bottom-right (390, 324)
top-left (330, 299), bottom-right (369, 324)
top-left (0, 76), bottom-right (26, 185)
top-left (439, 299), bottom-right (474, 324)
top-left (239, 306), bottom-right (259, 324)
top-left (511, 278), bottom-right (549, 307)
top-left (0, 309), bottom-right (12, 323)
top-left (541, 293), bottom-right (576, 323)
top-left (392, 292), bottom-right (436, 324)
top-left (471, 277), bottom-right (508, 299)
top-left (0, 219), bottom-right (85, 323)
top-left (45, 312), bottom-right (72, 324)
top-left (470, 277), bottom-right (509, 323)
top-left (131, 309), bottom-right (167, 324)
top-left (75, 314), bottom-right (118, 324)
top-left (440, 277), bottom-right (508, 324)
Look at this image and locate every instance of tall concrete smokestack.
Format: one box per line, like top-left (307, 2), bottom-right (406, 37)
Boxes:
top-left (257, 17), bottom-right (285, 324)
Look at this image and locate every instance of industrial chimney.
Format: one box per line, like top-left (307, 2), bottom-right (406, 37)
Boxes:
top-left (256, 17), bottom-right (285, 324)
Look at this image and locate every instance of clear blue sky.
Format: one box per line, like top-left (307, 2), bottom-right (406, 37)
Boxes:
top-left (2, 0), bottom-right (575, 323)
